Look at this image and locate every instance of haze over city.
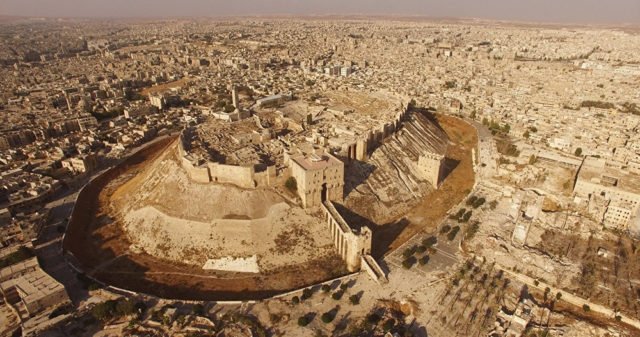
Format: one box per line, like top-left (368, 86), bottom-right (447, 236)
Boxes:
top-left (2, 0), bottom-right (640, 24)
top-left (1, 1), bottom-right (640, 336)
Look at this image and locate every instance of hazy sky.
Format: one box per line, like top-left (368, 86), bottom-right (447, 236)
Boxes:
top-left (2, 0), bottom-right (639, 24)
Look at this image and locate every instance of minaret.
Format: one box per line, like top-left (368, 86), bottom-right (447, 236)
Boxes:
top-left (232, 86), bottom-right (239, 111)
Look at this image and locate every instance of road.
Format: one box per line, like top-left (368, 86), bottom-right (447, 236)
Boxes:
top-left (495, 262), bottom-right (640, 331)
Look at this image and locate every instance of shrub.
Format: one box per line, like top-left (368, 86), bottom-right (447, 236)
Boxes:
top-left (582, 304), bottom-right (590, 312)
top-left (403, 245), bottom-right (417, 258)
top-left (466, 196), bottom-right (477, 206)
top-left (440, 224), bottom-right (451, 234)
top-left (91, 300), bottom-right (118, 321)
top-left (298, 316), bottom-right (310, 326)
top-left (349, 295), bottom-right (360, 305)
top-left (447, 226), bottom-right (461, 241)
top-left (332, 291), bottom-right (344, 301)
top-left (465, 222), bottom-right (480, 240)
top-left (402, 256), bottom-right (417, 269)
top-left (615, 315), bottom-right (622, 322)
top-left (472, 198), bottom-right (485, 208)
top-left (461, 211), bottom-right (472, 222)
top-left (285, 177), bottom-right (297, 192)
top-left (419, 255), bottom-right (430, 265)
top-left (302, 288), bottom-right (313, 300)
top-left (575, 148), bottom-right (583, 156)
top-left (116, 300), bottom-right (137, 316)
top-left (422, 236), bottom-right (438, 247)
top-left (321, 312), bottom-right (335, 323)
top-left (291, 296), bottom-right (300, 305)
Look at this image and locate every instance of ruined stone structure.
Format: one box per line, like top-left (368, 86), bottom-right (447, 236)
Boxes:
top-left (321, 201), bottom-right (372, 272)
top-left (574, 157), bottom-right (640, 230)
top-left (290, 151), bottom-right (344, 208)
top-left (177, 131), bottom-right (278, 189)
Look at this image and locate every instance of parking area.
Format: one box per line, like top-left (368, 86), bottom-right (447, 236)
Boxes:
top-left (384, 227), bottom-right (460, 278)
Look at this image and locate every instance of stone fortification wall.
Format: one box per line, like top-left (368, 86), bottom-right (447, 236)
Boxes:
top-left (208, 162), bottom-right (255, 189)
top-left (178, 131), bottom-right (277, 189)
top-left (321, 201), bottom-right (372, 272)
top-left (334, 105), bottom-right (411, 162)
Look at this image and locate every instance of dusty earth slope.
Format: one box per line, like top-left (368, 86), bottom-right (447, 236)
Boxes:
top-left (111, 142), bottom-right (337, 272)
top-left (345, 111), bottom-right (450, 224)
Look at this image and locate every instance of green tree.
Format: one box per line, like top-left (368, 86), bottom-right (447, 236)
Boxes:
top-left (92, 300), bottom-right (118, 321)
top-left (419, 255), bottom-right (430, 265)
top-left (402, 256), bottom-right (417, 269)
top-left (331, 290), bottom-right (344, 300)
top-left (574, 148), bottom-right (583, 156)
top-left (285, 177), bottom-right (297, 192)
top-left (298, 316), bottom-right (311, 326)
top-left (321, 312), bottom-right (335, 323)
top-left (422, 236), bottom-right (438, 247)
top-left (116, 300), bottom-right (137, 316)
top-left (447, 226), bottom-right (461, 241)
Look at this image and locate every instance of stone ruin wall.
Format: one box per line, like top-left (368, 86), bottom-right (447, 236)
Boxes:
top-left (331, 104), bottom-right (411, 162)
top-left (177, 131), bottom-right (277, 189)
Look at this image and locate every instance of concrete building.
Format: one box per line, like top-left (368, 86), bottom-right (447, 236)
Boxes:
top-left (290, 151), bottom-right (344, 208)
top-left (255, 93), bottom-right (292, 108)
top-left (574, 157), bottom-right (640, 230)
top-left (0, 258), bottom-right (70, 317)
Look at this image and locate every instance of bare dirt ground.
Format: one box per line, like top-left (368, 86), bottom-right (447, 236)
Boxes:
top-left (111, 143), bottom-right (337, 271)
top-left (64, 137), bottom-right (347, 301)
top-left (372, 114), bottom-right (477, 256)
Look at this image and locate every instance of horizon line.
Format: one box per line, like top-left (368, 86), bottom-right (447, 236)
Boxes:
top-left (1, 13), bottom-right (638, 29)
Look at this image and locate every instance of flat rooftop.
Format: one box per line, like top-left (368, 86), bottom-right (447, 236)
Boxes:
top-left (0, 258), bottom-right (68, 307)
top-left (577, 157), bottom-right (640, 193)
top-left (291, 152), bottom-right (342, 171)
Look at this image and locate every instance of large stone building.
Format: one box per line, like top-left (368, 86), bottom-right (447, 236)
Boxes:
top-left (290, 150), bottom-right (344, 208)
top-left (574, 157), bottom-right (640, 230)
top-left (0, 257), bottom-right (70, 317)
top-left (418, 152), bottom-right (447, 189)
